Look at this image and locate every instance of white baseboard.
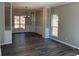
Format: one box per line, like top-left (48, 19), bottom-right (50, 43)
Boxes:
top-left (51, 37), bottom-right (79, 49)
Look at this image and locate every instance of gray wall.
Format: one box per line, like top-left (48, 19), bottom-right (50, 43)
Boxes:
top-left (52, 2), bottom-right (79, 48)
top-left (0, 2), bottom-right (4, 45)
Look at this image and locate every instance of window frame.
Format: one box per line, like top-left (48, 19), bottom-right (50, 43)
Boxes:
top-left (51, 14), bottom-right (59, 37)
top-left (14, 16), bottom-right (26, 29)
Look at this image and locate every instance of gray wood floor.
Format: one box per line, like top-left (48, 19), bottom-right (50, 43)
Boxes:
top-left (1, 32), bottom-right (79, 56)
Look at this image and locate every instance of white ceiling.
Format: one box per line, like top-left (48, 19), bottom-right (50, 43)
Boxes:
top-left (12, 2), bottom-right (70, 10)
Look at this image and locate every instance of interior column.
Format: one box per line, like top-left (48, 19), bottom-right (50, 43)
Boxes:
top-left (42, 7), bottom-right (51, 38)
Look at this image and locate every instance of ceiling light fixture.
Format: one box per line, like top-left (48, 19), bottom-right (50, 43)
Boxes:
top-left (24, 7), bottom-right (31, 19)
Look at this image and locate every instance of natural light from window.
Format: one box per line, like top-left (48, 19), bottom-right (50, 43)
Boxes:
top-left (14, 16), bottom-right (25, 29)
top-left (51, 14), bottom-right (58, 37)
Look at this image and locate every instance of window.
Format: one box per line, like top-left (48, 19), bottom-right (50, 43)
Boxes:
top-left (14, 16), bottom-right (25, 29)
top-left (51, 14), bottom-right (58, 37)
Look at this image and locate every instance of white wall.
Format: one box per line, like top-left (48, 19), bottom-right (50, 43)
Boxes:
top-left (0, 2), bottom-right (4, 45)
top-left (3, 3), bottom-right (12, 45)
top-left (0, 48), bottom-right (1, 56)
top-left (4, 31), bottom-right (12, 45)
top-left (36, 9), bottom-right (43, 35)
top-left (0, 2), bottom-right (4, 56)
top-left (36, 26), bottom-right (43, 35)
top-left (52, 2), bottom-right (79, 48)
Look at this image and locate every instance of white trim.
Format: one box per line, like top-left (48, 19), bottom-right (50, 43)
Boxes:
top-left (0, 48), bottom-right (1, 56)
top-left (51, 37), bottom-right (79, 49)
top-left (1, 42), bottom-right (12, 46)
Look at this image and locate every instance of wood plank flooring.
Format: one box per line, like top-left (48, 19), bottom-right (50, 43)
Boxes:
top-left (1, 32), bottom-right (79, 56)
